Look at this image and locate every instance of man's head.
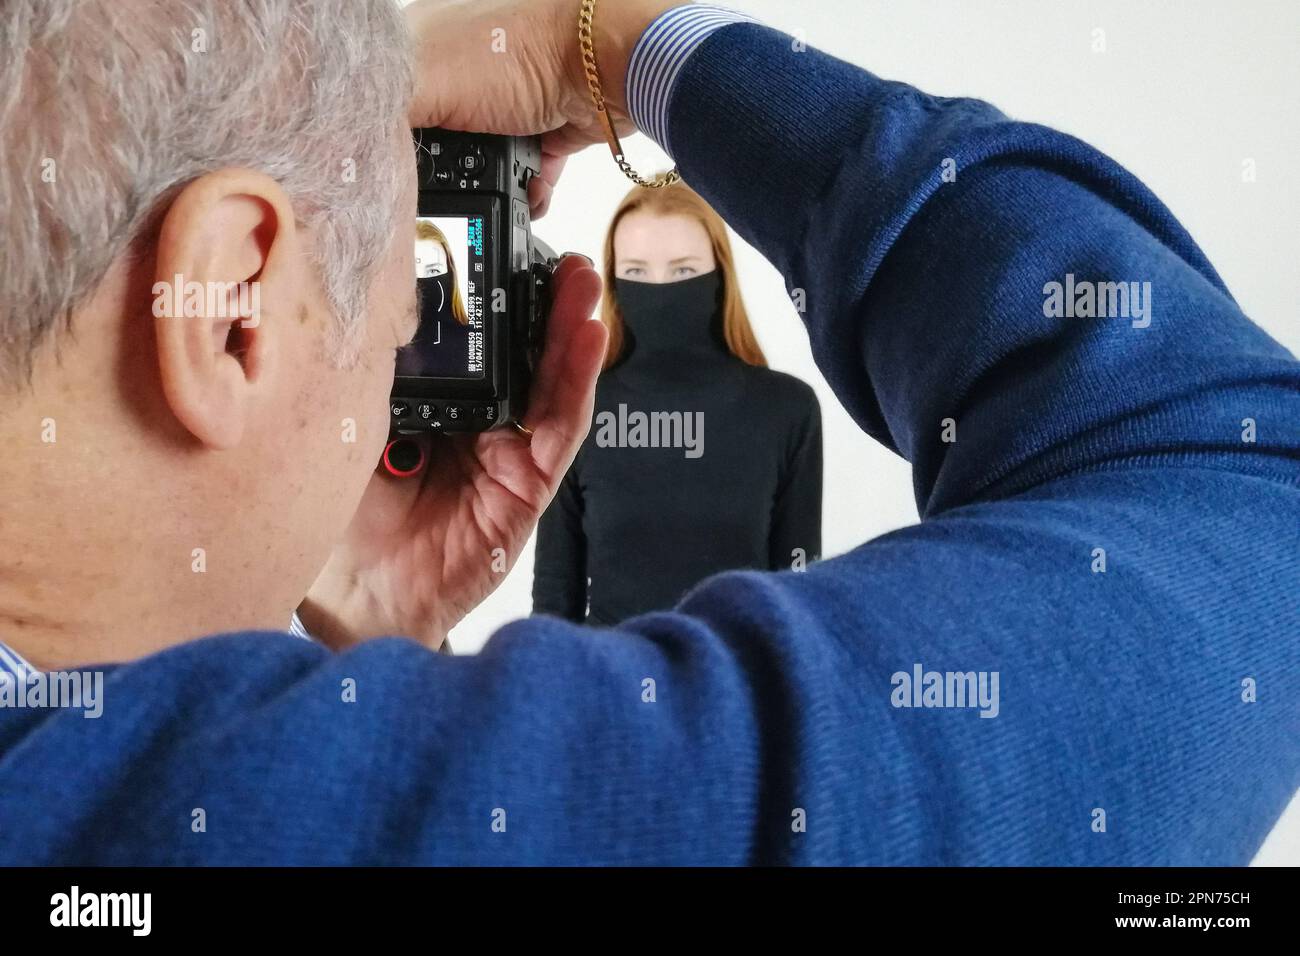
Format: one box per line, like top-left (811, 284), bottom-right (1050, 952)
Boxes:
top-left (0, 0), bottom-right (418, 665)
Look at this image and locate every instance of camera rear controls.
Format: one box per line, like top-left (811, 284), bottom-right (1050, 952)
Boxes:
top-left (406, 127), bottom-right (549, 434)
top-left (457, 147), bottom-right (487, 177)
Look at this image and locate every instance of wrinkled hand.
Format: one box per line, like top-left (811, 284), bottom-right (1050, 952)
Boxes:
top-left (301, 256), bottom-right (606, 649)
top-left (301, 0), bottom-right (678, 648)
top-left (405, 0), bottom-right (678, 216)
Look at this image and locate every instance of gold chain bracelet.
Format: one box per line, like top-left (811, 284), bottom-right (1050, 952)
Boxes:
top-left (578, 0), bottom-right (680, 189)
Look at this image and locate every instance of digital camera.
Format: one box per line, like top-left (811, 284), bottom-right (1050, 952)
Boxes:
top-left (391, 128), bottom-right (558, 435)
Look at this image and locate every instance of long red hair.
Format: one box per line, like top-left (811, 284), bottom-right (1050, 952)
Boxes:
top-left (600, 181), bottom-right (766, 370)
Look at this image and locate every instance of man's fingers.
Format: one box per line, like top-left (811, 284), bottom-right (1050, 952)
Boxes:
top-left (531, 317), bottom-right (607, 482)
top-left (523, 253), bottom-right (600, 435)
top-left (527, 261), bottom-right (606, 480)
top-left (529, 256), bottom-right (603, 419)
top-left (527, 176), bottom-right (555, 220)
top-left (527, 150), bottom-right (569, 219)
top-left (548, 249), bottom-right (593, 298)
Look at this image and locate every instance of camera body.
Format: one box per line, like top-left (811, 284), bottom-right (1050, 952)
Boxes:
top-left (391, 128), bottom-right (557, 434)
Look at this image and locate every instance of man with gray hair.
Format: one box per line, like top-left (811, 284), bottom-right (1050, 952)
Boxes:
top-left (1, 0), bottom-right (413, 383)
top-left (0, 0), bottom-right (1296, 869)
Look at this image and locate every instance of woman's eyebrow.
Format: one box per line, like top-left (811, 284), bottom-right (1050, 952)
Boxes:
top-left (618, 255), bottom-right (703, 266)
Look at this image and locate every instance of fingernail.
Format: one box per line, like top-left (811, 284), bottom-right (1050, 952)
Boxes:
top-left (561, 251), bottom-right (595, 268)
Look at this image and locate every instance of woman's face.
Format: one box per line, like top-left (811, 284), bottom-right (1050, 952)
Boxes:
top-left (613, 211), bottom-right (717, 283)
top-left (414, 236), bottom-right (450, 280)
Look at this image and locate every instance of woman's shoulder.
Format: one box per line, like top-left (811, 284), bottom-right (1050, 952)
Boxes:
top-left (738, 365), bottom-right (820, 415)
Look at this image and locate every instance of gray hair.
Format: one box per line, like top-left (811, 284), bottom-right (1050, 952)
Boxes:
top-left (0, 0), bottom-right (413, 387)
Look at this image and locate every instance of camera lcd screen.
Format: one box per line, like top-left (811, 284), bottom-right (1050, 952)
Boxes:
top-left (396, 215), bottom-right (487, 380)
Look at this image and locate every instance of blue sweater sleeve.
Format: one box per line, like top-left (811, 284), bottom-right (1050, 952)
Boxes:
top-left (664, 24), bottom-right (1300, 515)
top-left (5, 21), bottom-right (1297, 867)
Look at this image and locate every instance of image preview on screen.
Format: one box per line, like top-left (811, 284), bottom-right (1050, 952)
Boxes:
top-left (398, 215), bottom-right (486, 379)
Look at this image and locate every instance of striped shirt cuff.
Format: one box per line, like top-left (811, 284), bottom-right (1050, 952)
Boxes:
top-left (625, 3), bottom-right (759, 159)
top-left (288, 612), bottom-right (315, 641)
top-left (0, 621), bottom-right (312, 686)
top-left (0, 640), bottom-right (36, 682)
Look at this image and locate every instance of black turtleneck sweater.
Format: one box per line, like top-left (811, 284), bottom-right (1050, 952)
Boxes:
top-left (533, 271), bottom-right (822, 625)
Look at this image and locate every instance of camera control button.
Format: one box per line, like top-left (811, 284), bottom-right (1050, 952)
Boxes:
top-left (457, 148), bottom-right (486, 176)
top-left (416, 402), bottom-right (439, 423)
top-left (444, 405), bottom-right (464, 424)
top-left (390, 401), bottom-right (410, 419)
top-left (471, 404), bottom-right (498, 425)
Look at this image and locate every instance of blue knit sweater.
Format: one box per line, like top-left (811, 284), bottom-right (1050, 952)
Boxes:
top-left (1, 21), bottom-right (1296, 865)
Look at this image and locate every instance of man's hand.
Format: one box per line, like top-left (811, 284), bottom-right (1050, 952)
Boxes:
top-left (301, 0), bottom-right (676, 647)
top-left (301, 255), bottom-right (606, 650)
top-left (406, 0), bottom-right (678, 217)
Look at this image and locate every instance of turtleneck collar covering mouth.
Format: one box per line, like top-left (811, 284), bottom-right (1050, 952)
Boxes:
top-left (612, 271), bottom-right (729, 363)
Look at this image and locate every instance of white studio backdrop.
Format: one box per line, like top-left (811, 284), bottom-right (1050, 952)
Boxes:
top-left (400, 0), bottom-right (1300, 863)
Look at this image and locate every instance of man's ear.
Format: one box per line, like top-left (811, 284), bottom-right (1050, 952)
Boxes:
top-left (153, 169), bottom-right (299, 450)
